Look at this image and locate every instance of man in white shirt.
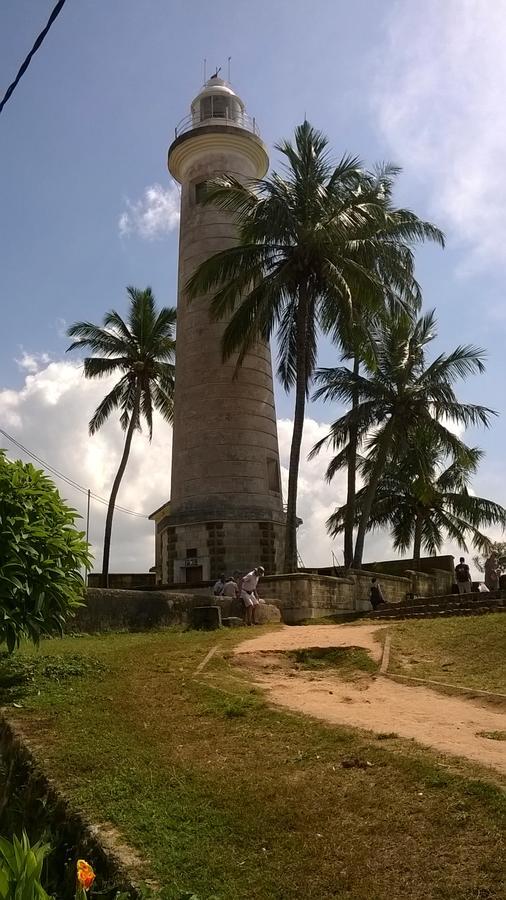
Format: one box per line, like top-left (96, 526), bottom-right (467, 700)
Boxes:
top-left (240, 566), bottom-right (265, 625)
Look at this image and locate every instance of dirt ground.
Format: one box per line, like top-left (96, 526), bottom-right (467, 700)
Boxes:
top-left (234, 624), bottom-right (506, 775)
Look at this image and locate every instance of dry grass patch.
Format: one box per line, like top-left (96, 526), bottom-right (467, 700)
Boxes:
top-left (387, 613), bottom-right (506, 694)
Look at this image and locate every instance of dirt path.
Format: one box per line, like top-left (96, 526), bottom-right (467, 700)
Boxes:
top-left (234, 624), bottom-right (506, 775)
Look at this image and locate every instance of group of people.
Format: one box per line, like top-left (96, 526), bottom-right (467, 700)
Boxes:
top-left (212, 566), bottom-right (265, 625)
top-left (454, 553), bottom-right (502, 593)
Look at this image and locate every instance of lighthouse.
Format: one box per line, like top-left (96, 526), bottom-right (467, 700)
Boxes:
top-left (151, 75), bottom-right (285, 585)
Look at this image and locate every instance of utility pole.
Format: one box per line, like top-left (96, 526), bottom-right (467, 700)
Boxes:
top-left (84, 488), bottom-right (91, 584)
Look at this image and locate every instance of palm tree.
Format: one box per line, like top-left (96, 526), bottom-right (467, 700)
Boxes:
top-left (67, 287), bottom-right (176, 586)
top-left (311, 310), bottom-right (495, 568)
top-left (186, 122), bottom-right (444, 572)
top-left (327, 432), bottom-right (506, 560)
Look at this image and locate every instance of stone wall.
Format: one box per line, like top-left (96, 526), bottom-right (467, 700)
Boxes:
top-left (262, 569), bottom-right (439, 621)
top-left (71, 588), bottom-right (280, 633)
top-left (350, 570), bottom-right (411, 608)
top-left (430, 568), bottom-right (456, 595)
top-left (77, 564), bottom-right (454, 633)
top-left (261, 573), bottom-right (356, 623)
top-left (87, 573), bottom-right (155, 589)
top-left (302, 559), bottom-right (454, 601)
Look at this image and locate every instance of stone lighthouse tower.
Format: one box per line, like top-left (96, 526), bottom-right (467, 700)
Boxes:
top-left (151, 75), bottom-right (285, 585)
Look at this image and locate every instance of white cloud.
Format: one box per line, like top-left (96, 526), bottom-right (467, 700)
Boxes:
top-left (373, 0), bottom-right (506, 270)
top-left (119, 182), bottom-right (180, 239)
top-left (0, 361), bottom-right (171, 574)
top-left (15, 351), bottom-right (51, 374)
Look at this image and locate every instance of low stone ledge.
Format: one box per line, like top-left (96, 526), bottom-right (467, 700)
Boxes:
top-left (0, 716), bottom-right (140, 895)
top-left (68, 589), bottom-right (282, 634)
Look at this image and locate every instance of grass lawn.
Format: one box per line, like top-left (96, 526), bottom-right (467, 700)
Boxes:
top-left (2, 627), bottom-right (505, 900)
top-left (387, 613), bottom-right (506, 694)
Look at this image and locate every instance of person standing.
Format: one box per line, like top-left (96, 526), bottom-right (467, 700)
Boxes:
top-left (240, 566), bottom-right (265, 625)
top-left (455, 557), bottom-right (472, 594)
top-left (484, 552), bottom-right (500, 592)
top-left (370, 578), bottom-right (386, 610)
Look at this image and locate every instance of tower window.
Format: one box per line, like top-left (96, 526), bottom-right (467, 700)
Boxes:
top-left (186, 548), bottom-right (197, 558)
top-left (194, 181), bottom-right (209, 205)
top-left (200, 95), bottom-right (229, 121)
top-left (267, 458), bottom-right (281, 493)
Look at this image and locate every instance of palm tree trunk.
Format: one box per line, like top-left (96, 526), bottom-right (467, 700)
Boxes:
top-left (343, 353), bottom-right (360, 568)
top-left (352, 423), bottom-right (393, 569)
top-left (283, 288), bottom-right (309, 573)
top-left (413, 513), bottom-right (423, 564)
top-left (101, 383), bottom-right (141, 587)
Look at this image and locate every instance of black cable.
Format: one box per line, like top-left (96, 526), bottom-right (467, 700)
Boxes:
top-left (0, 426), bottom-right (148, 519)
top-left (0, 0), bottom-right (68, 117)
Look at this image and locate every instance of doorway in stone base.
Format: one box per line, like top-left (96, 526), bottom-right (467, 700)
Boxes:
top-left (185, 566), bottom-right (203, 584)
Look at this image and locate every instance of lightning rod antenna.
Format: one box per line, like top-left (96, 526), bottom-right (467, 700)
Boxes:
top-left (203, 58), bottom-right (207, 83)
top-left (227, 56), bottom-right (231, 82)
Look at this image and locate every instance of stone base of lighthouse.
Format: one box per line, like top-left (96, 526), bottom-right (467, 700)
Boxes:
top-left (153, 512), bottom-right (285, 585)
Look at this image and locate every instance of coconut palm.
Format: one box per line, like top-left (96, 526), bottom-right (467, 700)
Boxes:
top-left (67, 287), bottom-right (176, 586)
top-left (327, 432), bottom-right (506, 560)
top-left (311, 310), bottom-right (495, 567)
top-left (186, 122), bottom-right (444, 572)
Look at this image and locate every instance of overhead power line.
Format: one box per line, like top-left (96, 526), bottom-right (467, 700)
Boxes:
top-left (0, 0), bottom-right (68, 117)
top-left (0, 426), bottom-right (147, 519)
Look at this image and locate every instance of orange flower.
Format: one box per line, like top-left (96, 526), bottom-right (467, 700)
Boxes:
top-left (76, 859), bottom-right (95, 891)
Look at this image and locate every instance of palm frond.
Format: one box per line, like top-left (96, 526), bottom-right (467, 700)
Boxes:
top-left (83, 357), bottom-right (128, 379)
top-left (88, 375), bottom-right (129, 436)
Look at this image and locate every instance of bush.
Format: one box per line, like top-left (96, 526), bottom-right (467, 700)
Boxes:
top-left (0, 831), bottom-right (51, 900)
top-left (0, 452), bottom-right (91, 652)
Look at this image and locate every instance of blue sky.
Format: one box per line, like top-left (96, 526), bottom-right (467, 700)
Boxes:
top-left (1, 0), bottom-right (505, 570)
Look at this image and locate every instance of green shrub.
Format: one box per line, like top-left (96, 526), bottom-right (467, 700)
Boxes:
top-left (0, 831), bottom-right (51, 899)
top-left (0, 452), bottom-right (91, 652)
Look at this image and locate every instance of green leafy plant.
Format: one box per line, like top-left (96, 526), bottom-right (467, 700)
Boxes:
top-left (0, 831), bottom-right (51, 899)
top-left (0, 452), bottom-right (91, 652)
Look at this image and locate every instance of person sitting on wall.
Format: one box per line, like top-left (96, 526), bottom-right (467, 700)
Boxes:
top-left (455, 557), bottom-right (472, 594)
top-left (222, 575), bottom-right (239, 598)
top-left (240, 566), bottom-right (265, 625)
top-left (370, 577), bottom-right (386, 610)
top-left (213, 573), bottom-right (226, 596)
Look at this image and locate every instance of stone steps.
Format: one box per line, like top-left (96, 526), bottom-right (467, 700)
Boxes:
top-left (369, 595), bottom-right (505, 621)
